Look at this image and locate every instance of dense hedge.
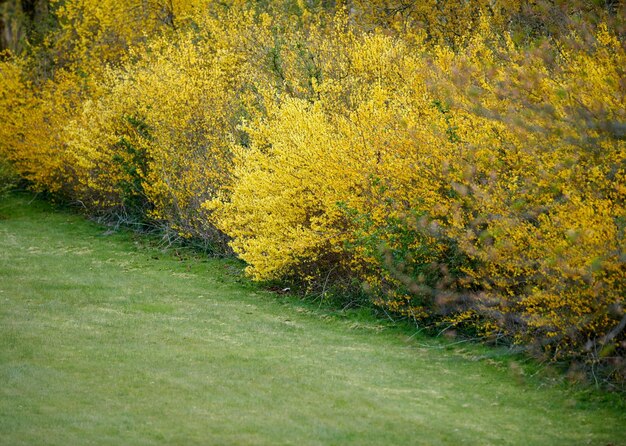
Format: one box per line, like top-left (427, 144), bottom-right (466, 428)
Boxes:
top-left (1, 0), bottom-right (624, 386)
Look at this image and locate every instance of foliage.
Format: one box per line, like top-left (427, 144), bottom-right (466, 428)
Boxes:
top-left (0, 157), bottom-right (18, 199)
top-left (425, 19), bottom-right (626, 380)
top-left (0, 57), bottom-right (87, 197)
top-left (63, 7), bottom-right (269, 247)
top-left (1, 0), bottom-right (624, 384)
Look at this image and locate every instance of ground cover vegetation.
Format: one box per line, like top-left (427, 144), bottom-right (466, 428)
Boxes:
top-left (0, 0), bottom-right (625, 386)
top-left (1, 193), bottom-right (625, 444)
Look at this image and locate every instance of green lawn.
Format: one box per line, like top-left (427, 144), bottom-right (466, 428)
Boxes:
top-left (0, 193), bottom-right (624, 445)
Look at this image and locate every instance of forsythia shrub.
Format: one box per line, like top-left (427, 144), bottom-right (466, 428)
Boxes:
top-left (2, 0), bottom-right (624, 384)
top-left (0, 58), bottom-right (85, 196)
top-left (214, 14), bottom-right (625, 379)
top-left (50, 0), bottom-right (218, 72)
top-left (210, 32), bottom-right (446, 297)
top-left (425, 22), bottom-right (626, 369)
top-left (63, 5), bottom-right (285, 245)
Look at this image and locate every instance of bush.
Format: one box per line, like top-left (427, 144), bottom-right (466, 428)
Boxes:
top-left (2, 0), bottom-right (624, 384)
top-left (213, 15), bottom-right (625, 383)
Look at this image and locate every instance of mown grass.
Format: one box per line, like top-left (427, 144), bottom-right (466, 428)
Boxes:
top-left (0, 192), bottom-right (624, 446)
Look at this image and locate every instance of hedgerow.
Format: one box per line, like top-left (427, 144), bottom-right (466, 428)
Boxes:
top-left (1, 0), bottom-right (623, 385)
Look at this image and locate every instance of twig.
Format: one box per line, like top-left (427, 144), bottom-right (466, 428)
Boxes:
top-left (318, 264), bottom-right (337, 309)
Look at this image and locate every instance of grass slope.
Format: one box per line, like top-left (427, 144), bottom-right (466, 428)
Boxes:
top-left (0, 193), bottom-right (624, 446)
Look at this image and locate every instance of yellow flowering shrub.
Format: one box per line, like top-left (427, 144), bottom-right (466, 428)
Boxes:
top-left (0, 58), bottom-right (85, 195)
top-left (213, 13), bottom-right (625, 376)
top-left (2, 0), bottom-right (623, 381)
top-left (50, 0), bottom-right (218, 71)
top-left (212, 31), bottom-right (463, 303)
top-left (0, 59), bottom-right (26, 164)
top-left (63, 7), bottom-right (272, 246)
top-left (419, 22), bottom-right (626, 358)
